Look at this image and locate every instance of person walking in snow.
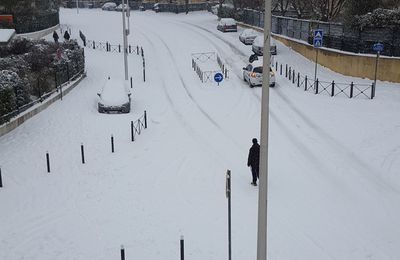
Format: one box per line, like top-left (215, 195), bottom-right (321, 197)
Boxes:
top-left (63, 30), bottom-right (70, 41)
top-left (247, 138), bottom-right (260, 186)
top-left (53, 31), bottom-right (59, 43)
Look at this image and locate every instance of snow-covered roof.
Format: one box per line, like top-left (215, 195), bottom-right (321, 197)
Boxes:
top-left (0, 29), bottom-right (16, 43)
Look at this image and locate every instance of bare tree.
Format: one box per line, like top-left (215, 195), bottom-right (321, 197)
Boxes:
top-left (291, 0), bottom-right (311, 18)
top-left (310, 0), bottom-right (347, 21)
top-left (272, 0), bottom-right (292, 16)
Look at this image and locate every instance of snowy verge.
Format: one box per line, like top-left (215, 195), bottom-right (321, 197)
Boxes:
top-left (0, 72), bottom-right (86, 138)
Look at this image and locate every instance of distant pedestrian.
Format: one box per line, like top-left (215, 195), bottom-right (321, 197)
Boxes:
top-left (53, 31), bottom-right (59, 43)
top-left (63, 30), bottom-right (70, 41)
top-left (247, 138), bottom-right (260, 186)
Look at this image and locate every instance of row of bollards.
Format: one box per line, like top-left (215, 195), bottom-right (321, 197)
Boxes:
top-left (119, 237), bottom-right (184, 260)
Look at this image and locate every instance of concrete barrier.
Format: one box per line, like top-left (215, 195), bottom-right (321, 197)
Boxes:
top-left (0, 73), bottom-right (86, 138)
top-left (238, 21), bottom-right (400, 83)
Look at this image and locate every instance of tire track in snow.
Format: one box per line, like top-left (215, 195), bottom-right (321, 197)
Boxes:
top-left (140, 22), bottom-right (244, 151)
top-left (134, 23), bottom-right (240, 164)
top-left (178, 21), bottom-right (400, 193)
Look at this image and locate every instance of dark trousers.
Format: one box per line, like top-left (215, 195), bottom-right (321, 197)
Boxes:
top-left (251, 166), bottom-right (259, 184)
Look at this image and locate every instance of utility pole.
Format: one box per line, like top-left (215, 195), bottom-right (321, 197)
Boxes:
top-left (76, 0), bottom-right (79, 14)
top-left (257, 1), bottom-right (271, 260)
top-left (122, 0), bottom-right (129, 80)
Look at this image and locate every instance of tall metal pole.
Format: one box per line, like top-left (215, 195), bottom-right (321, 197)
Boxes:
top-left (76, 0), bottom-right (79, 14)
top-left (257, 0), bottom-right (271, 260)
top-left (226, 170), bottom-right (232, 260)
top-left (122, 0), bottom-right (129, 80)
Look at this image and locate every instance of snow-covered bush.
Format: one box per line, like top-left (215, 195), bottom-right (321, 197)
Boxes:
top-left (0, 70), bottom-right (19, 119)
top-left (353, 8), bottom-right (400, 29)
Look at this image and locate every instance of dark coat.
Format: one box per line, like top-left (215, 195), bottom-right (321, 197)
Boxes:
top-left (247, 143), bottom-right (260, 168)
top-left (53, 31), bottom-right (59, 41)
top-left (63, 31), bottom-right (70, 40)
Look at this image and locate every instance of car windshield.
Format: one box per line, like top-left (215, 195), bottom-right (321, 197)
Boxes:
top-left (253, 67), bottom-right (263, 73)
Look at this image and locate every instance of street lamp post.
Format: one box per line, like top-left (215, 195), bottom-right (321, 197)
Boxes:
top-left (121, 0), bottom-right (129, 80)
top-left (257, 1), bottom-right (272, 260)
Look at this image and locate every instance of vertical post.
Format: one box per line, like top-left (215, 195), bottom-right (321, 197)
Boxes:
top-left (144, 110), bottom-right (148, 129)
top-left (46, 152), bottom-right (51, 173)
top-left (130, 76), bottom-right (133, 89)
top-left (373, 51), bottom-right (379, 98)
top-left (297, 72), bottom-right (300, 87)
top-left (137, 45), bottom-right (139, 55)
top-left (122, 0), bottom-right (129, 81)
top-left (331, 80), bottom-right (335, 97)
top-left (225, 68), bottom-right (228, 79)
top-left (315, 79), bottom-right (319, 94)
top-left (285, 64), bottom-right (288, 77)
top-left (93, 41), bottom-right (96, 49)
top-left (120, 246), bottom-right (125, 260)
top-left (305, 76), bottom-right (308, 91)
top-left (81, 143), bottom-right (85, 164)
top-left (60, 83), bottom-right (63, 100)
top-left (314, 48), bottom-right (319, 82)
top-left (111, 135), bottom-right (115, 153)
top-left (131, 121), bottom-right (134, 142)
top-left (143, 58), bottom-right (146, 82)
top-left (129, 45), bottom-right (131, 54)
top-left (292, 70), bottom-right (295, 84)
top-left (275, 61), bottom-right (277, 69)
top-left (226, 169), bottom-right (232, 260)
top-left (350, 82), bottom-right (354, 98)
top-left (0, 167), bottom-right (3, 188)
top-left (280, 64), bottom-right (282, 75)
top-left (288, 67), bottom-right (291, 80)
top-left (180, 236), bottom-right (185, 260)
top-left (371, 83), bottom-right (375, 100)
top-left (119, 44), bottom-right (121, 53)
top-left (76, 0), bottom-right (79, 14)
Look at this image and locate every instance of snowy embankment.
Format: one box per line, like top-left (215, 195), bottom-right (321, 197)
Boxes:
top-left (0, 9), bottom-right (400, 260)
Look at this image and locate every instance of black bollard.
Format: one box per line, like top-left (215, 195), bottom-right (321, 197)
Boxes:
top-left (120, 246), bottom-right (125, 260)
top-left (0, 167), bottom-right (3, 188)
top-left (130, 77), bottom-right (133, 89)
top-left (131, 121), bottom-right (134, 142)
top-left (111, 135), bottom-right (115, 153)
top-left (144, 110), bottom-right (147, 129)
top-left (81, 144), bottom-right (85, 164)
top-left (137, 45), bottom-right (139, 55)
top-left (180, 236), bottom-right (184, 260)
top-left (46, 152), bottom-right (51, 173)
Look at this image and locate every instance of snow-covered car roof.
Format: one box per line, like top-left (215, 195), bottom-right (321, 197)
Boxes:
top-left (98, 79), bottom-right (130, 106)
top-left (240, 29), bottom-right (258, 37)
top-left (219, 18), bottom-right (236, 26)
top-left (102, 2), bottom-right (116, 7)
top-left (253, 35), bottom-right (276, 48)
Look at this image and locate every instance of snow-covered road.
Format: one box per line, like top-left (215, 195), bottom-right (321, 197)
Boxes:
top-left (1, 9), bottom-right (400, 260)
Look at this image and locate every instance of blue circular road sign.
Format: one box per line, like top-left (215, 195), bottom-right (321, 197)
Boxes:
top-left (214, 72), bottom-right (224, 83)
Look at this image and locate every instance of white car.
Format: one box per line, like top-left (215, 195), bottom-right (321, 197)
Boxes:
top-left (97, 78), bottom-right (131, 113)
top-left (217, 18), bottom-right (237, 32)
top-left (101, 2), bottom-right (116, 11)
top-left (242, 58), bottom-right (276, 88)
top-left (252, 35), bottom-right (277, 56)
top-left (239, 29), bottom-right (258, 45)
top-left (115, 3), bottom-right (129, 12)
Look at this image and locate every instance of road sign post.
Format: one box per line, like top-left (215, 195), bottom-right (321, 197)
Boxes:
top-left (214, 72), bottom-right (224, 86)
top-left (313, 29), bottom-right (323, 82)
top-left (372, 43), bottom-right (384, 98)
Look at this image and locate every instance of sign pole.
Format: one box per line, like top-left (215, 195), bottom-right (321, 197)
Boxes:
top-left (314, 48), bottom-right (319, 82)
top-left (373, 51), bottom-right (380, 95)
top-left (226, 170), bottom-right (232, 260)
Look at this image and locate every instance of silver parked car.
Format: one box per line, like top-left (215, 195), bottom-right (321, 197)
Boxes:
top-left (97, 78), bottom-right (131, 113)
top-left (252, 35), bottom-right (277, 56)
top-left (239, 29), bottom-right (258, 45)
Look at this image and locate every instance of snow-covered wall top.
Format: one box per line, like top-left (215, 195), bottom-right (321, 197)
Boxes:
top-left (0, 29), bottom-right (15, 43)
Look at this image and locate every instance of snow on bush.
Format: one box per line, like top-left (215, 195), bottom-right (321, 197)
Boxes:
top-left (354, 8), bottom-right (400, 29)
top-left (0, 70), bottom-right (19, 119)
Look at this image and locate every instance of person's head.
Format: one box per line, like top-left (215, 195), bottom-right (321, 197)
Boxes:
top-left (252, 138), bottom-right (258, 144)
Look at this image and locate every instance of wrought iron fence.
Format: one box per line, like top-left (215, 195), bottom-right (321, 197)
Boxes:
top-left (231, 8), bottom-right (400, 57)
top-left (273, 61), bottom-right (375, 99)
top-left (13, 12), bottom-right (60, 34)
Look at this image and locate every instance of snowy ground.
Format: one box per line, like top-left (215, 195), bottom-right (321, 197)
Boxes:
top-left (1, 8), bottom-right (400, 260)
